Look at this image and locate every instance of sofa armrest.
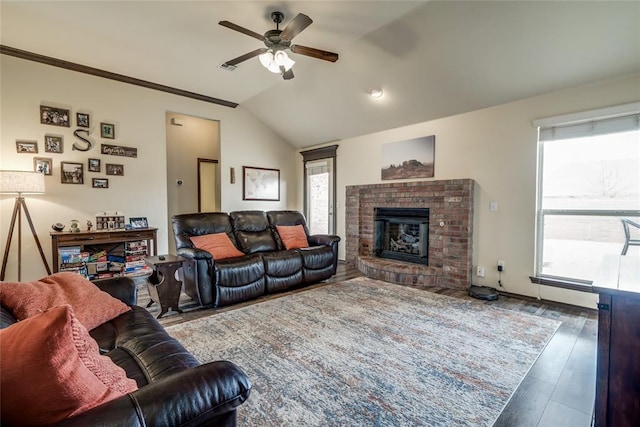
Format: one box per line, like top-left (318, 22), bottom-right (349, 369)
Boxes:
top-left (178, 247), bottom-right (214, 261)
top-left (308, 234), bottom-right (341, 247)
top-left (56, 361), bottom-right (252, 427)
top-left (92, 277), bottom-right (137, 306)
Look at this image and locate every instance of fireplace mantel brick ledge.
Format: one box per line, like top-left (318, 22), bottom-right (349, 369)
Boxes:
top-left (346, 179), bottom-right (475, 290)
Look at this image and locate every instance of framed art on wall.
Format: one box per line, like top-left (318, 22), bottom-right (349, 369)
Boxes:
top-left (16, 140), bottom-right (38, 153)
top-left (33, 157), bottom-right (52, 175)
top-left (101, 123), bottom-right (115, 139)
top-left (60, 161), bottom-right (84, 184)
top-left (76, 112), bottom-right (90, 128)
top-left (106, 163), bottom-right (124, 176)
top-left (44, 135), bottom-right (63, 153)
top-left (88, 158), bottom-right (101, 172)
top-left (92, 178), bottom-right (109, 189)
top-left (40, 105), bottom-right (70, 127)
top-left (243, 166), bottom-right (280, 201)
top-left (381, 135), bottom-right (435, 180)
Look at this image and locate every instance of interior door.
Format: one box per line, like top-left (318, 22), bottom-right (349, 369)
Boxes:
top-left (301, 145), bottom-right (338, 235)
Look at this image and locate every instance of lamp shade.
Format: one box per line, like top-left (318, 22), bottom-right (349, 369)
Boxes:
top-left (0, 170), bottom-right (46, 194)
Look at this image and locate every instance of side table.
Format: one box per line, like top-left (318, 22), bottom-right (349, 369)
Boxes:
top-left (144, 255), bottom-right (186, 318)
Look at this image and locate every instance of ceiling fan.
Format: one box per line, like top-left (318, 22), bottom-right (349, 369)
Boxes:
top-left (219, 11), bottom-right (339, 80)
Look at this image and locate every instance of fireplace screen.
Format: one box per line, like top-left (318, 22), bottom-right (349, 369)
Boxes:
top-left (374, 208), bottom-right (429, 265)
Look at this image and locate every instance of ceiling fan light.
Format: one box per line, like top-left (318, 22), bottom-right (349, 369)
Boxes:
top-left (259, 50), bottom-right (273, 68)
top-left (274, 50), bottom-right (295, 71)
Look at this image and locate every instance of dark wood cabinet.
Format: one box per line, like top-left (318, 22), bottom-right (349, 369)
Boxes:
top-left (593, 256), bottom-right (640, 427)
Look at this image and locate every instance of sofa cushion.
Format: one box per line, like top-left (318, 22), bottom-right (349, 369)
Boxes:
top-left (190, 232), bottom-right (244, 260)
top-left (0, 305), bottom-right (137, 426)
top-left (230, 210), bottom-right (277, 253)
top-left (276, 225), bottom-right (309, 250)
top-left (299, 246), bottom-right (335, 269)
top-left (0, 272), bottom-right (130, 330)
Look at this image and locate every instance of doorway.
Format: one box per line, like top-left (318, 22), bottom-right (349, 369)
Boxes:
top-left (300, 145), bottom-right (338, 235)
top-left (198, 158), bottom-right (218, 212)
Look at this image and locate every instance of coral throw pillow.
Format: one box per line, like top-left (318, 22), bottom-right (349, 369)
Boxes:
top-left (190, 233), bottom-right (244, 260)
top-left (276, 225), bottom-right (309, 250)
top-left (0, 272), bottom-right (130, 330)
top-left (0, 305), bottom-right (138, 426)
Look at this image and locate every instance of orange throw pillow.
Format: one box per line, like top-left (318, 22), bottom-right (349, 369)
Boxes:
top-left (0, 272), bottom-right (130, 330)
top-left (0, 305), bottom-right (138, 426)
top-left (190, 233), bottom-right (244, 260)
top-left (276, 225), bottom-right (309, 250)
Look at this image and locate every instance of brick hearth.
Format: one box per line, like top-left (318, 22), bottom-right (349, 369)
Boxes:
top-left (345, 179), bottom-right (475, 290)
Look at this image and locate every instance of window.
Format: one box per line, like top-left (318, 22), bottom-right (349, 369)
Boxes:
top-left (534, 104), bottom-right (640, 285)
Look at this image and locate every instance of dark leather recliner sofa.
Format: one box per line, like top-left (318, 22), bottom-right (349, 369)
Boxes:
top-left (0, 277), bottom-right (252, 427)
top-left (172, 210), bottom-right (340, 307)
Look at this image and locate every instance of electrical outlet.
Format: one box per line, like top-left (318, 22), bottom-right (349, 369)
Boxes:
top-left (477, 266), bottom-right (486, 277)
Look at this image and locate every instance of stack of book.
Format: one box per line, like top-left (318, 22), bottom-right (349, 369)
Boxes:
top-left (58, 241), bottom-right (151, 280)
top-left (124, 240), bottom-right (152, 276)
top-left (59, 246), bottom-right (89, 277)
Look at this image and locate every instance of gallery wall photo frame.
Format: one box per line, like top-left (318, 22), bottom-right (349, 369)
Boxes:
top-left (101, 122), bottom-right (115, 139)
top-left (60, 161), bottom-right (84, 184)
top-left (44, 135), bottom-right (63, 153)
top-left (106, 163), bottom-right (124, 176)
top-left (40, 105), bottom-right (70, 127)
top-left (16, 140), bottom-right (38, 153)
top-left (76, 112), bottom-right (90, 128)
top-left (381, 135), bottom-right (436, 180)
top-left (242, 166), bottom-right (280, 201)
top-left (34, 157), bottom-right (53, 175)
top-left (92, 178), bottom-right (109, 189)
top-left (88, 158), bottom-right (101, 172)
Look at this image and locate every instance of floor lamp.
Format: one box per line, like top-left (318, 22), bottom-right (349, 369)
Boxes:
top-left (0, 170), bottom-right (51, 281)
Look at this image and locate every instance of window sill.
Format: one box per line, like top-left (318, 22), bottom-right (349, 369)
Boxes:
top-left (529, 276), bottom-right (593, 293)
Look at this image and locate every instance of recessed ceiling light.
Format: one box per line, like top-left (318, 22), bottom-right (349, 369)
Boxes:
top-left (368, 88), bottom-right (383, 99)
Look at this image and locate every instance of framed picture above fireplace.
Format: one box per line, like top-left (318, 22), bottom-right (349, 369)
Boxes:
top-left (381, 135), bottom-right (435, 180)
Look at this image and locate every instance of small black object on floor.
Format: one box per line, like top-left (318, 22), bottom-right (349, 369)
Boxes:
top-left (469, 285), bottom-right (499, 301)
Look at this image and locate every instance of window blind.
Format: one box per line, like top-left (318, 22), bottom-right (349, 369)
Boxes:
top-left (539, 113), bottom-right (640, 141)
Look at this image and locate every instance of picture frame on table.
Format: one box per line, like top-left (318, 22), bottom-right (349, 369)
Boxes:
top-left (60, 161), bottom-right (84, 184)
top-left (100, 122), bottom-right (115, 139)
top-left (129, 217), bottom-right (148, 229)
top-left (92, 178), bottom-right (109, 189)
top-left (40, 105), bottom-right (70, 127)
top-left (242, 166), bottom-right (280, 201)
top-left (88, 158), bottom-right (101, 172)
top-left (44, 135), bottom-right (63, 153)
top-left (16, 140), bottom-right (38, 153)
top-left (33, 157), bottom-right (52, 175)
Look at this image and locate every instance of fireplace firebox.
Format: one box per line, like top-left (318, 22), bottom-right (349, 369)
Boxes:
top-left (373, 207), bottom-right (429, 265)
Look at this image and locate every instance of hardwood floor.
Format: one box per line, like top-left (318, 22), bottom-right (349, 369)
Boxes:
top-left (138, 262), bottom-right (598, 426)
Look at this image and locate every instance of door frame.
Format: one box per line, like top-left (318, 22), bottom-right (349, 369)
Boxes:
top-left (300, 145), bottom-right (338, 234)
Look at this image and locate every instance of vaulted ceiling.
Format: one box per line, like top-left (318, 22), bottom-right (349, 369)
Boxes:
top-left (2, 1), bottom-right (639, 148)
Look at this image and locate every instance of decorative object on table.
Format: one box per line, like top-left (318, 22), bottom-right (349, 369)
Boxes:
top-left (101, 143), bottom-right (137, 158)
top-left (40, 105), bottom-right (70, 127)
top-left (60, 161), bottom-right (83, 184)
top-left (44, 135), bottom-right (63, 153)
top-left (76, 112), bottom-right (90, 128)
top-left (95, 211), bottom-right (125, 230)
top-left (51, 223), bottom-right (65, 232)
top-left (243, 166), bottom-right (280, 201)
top-left (91, 178), bottom-right (109, 189)
top-left (100, 122), bottom-right (115, 139)
top-left (69, 219), bottom-right (80, 233)
top-left (33, 157), bottom-right (52, 175)
top-left (105, 163), bottom-right (124, 176)
top-left (86, 220), bottom-right (93, 231)
top-left (16, 140), bottom-right (38, 153)
top-left (88, 158), bottom-right (100, 172)
top-left (129, 217), bottom-right (149, 229)
top-left (0, 170), bottom-right (51, 281)
top-left (381, 135), bottom-right (435, 180)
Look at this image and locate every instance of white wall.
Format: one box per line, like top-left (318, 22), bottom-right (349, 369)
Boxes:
top-left (302, 73), bottom-right (640, 308)
top-left (0, 55), bottom-right (297, 282)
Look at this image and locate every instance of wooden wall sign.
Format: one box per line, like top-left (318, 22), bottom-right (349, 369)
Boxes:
top-left (101, 143), bottom-right (137, 158)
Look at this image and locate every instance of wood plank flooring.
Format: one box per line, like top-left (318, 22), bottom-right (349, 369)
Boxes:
top-left (138, 262), bottom-right (597, 426)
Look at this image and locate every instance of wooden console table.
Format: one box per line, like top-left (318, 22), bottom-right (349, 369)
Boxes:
top-left (50, 228), bottom-right (158, 273)
top-left (592, 255), bottom-right (640, 427)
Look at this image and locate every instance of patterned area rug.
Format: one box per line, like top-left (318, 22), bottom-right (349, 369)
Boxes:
top-left (166, 277), bottom-right (560, 426)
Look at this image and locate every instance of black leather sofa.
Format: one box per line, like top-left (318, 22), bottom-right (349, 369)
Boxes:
top-left (172, 210), bottom-right (340, 307)
top-left (0, 277), bottom-right (252, 427)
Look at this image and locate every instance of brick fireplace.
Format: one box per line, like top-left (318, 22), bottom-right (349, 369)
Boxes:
top-left (345, 179), bottom-right (475, 290)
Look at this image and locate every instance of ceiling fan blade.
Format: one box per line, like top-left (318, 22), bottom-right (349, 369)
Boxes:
top-left (224, 48), bottom-right (267, 66)
top-left (219, 21), bottom-right (264, 41)
top-left (282, 67), bottom-right (294, 80)
top-left (280, 13), bottom-right (313, 42)
top-left (290, 44), bottom-right (339, 62)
